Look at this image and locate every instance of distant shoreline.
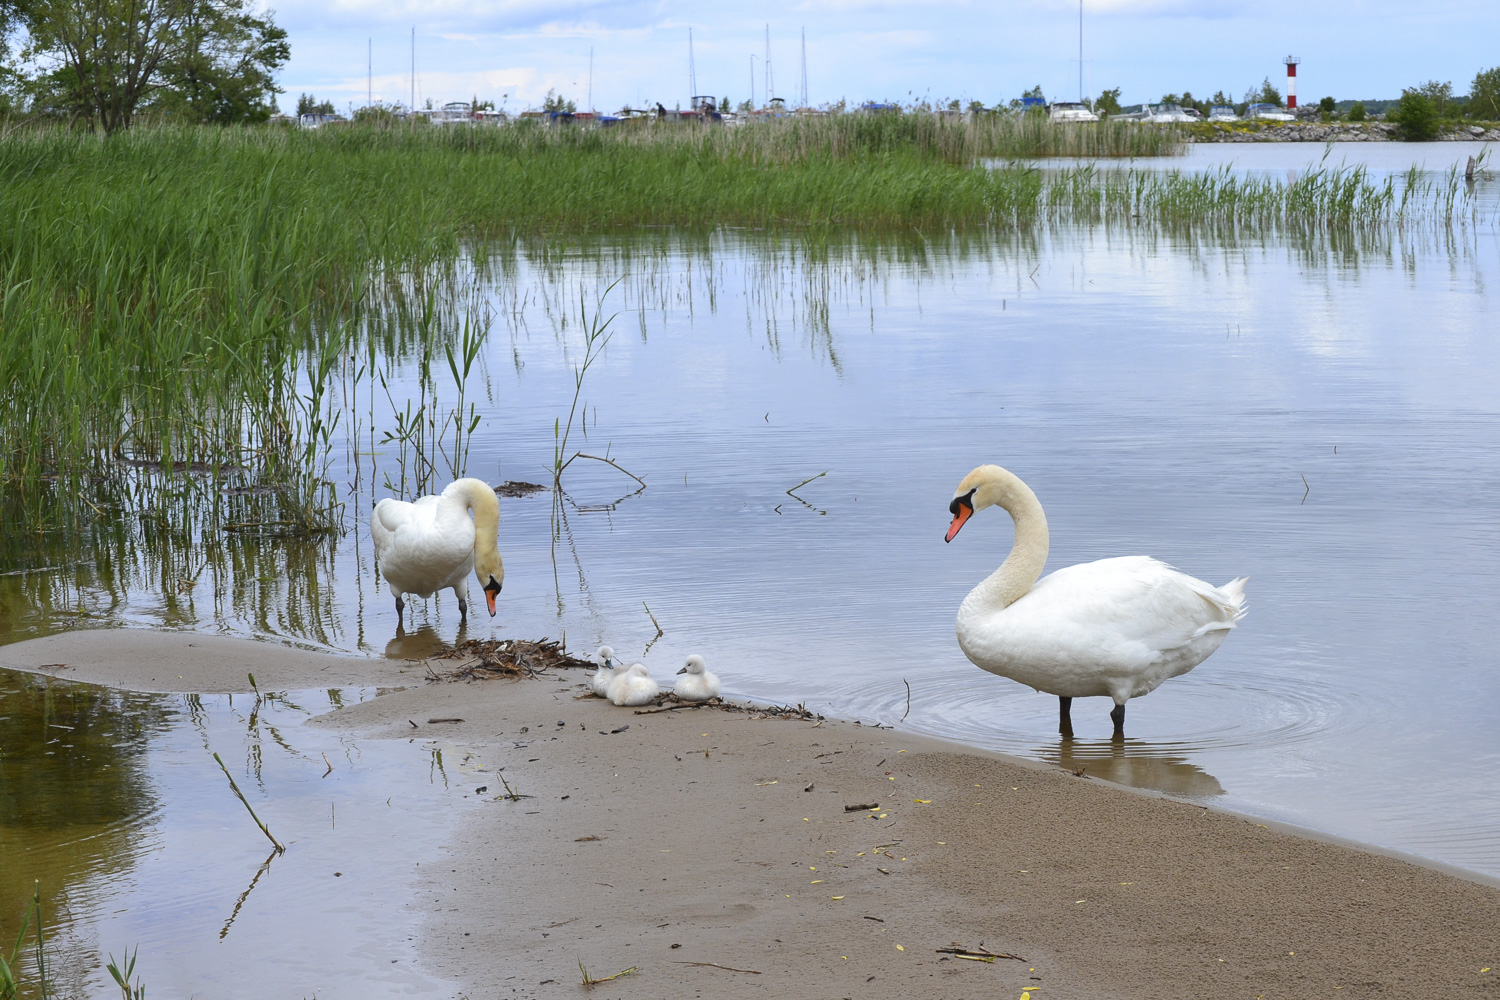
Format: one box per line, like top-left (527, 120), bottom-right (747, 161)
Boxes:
top-left (1184, 120), bottom-right (1500, 143)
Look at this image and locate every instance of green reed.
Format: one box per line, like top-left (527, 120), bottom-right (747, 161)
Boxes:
top-left (0, 123), bottom-right (1487, 541)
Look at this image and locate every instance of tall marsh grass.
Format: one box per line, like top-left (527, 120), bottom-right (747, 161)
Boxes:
top-left (0, 124), bottom-right (1488, 540)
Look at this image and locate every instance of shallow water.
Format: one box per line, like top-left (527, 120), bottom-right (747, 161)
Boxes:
top-left (0, 669), bottom-right (486, 998)
top-left (3, 143), bottom-right (1500, 989)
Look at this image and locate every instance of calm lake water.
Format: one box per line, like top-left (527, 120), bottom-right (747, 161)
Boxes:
top-left (0, 671), bottom-right (484, 998)
top-left (1, 140), bottom-right (1497, 993)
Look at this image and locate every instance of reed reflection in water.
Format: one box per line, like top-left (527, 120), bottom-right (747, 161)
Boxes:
top-left (0, 668), bottom-right (480, 998)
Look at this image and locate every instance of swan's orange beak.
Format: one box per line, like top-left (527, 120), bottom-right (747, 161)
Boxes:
top-left (945, 503), bottom-right (972, 542)
top-left (484, 579), bottom-right (502, 616)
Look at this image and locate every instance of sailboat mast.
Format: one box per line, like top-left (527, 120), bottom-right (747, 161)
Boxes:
top-left (764, 25), bottom-right (773, 104)
top-left (688, 28), bottom-right (696, 101)
top-left (800, 28), bottom-right (807, 106)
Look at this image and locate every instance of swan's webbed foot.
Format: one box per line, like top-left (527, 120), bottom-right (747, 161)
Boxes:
top-left (1110, 702), bottom-right (1125, 740)
top-left (1059, 696), bottom-right (1074, 741)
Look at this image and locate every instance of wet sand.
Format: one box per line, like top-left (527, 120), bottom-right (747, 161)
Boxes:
top-left (5, 631), bottom-right (1499, 998)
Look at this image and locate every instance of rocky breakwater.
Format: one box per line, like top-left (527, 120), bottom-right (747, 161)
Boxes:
top-left (1191, 122), bottom-right (1500, 143)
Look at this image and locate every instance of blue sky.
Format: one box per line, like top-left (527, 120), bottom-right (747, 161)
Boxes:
top-left (272, 0), bottom-right (1499, 114)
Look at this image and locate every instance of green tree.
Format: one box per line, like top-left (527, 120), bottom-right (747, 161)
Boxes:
top-left (1318, 96), bottom-right (1336, 113)
top-left (296, 92), bottom-right (334, 116)
top-left (1347, 101), bottom-right (1367, 122)
top-left (1387, 88), bottom-right (1439, 141)
top-left (1412, 79), bottom-right (1452, 117)
top-left (1093, 87), bottom-right (1122, 116)
top-left (1244, 77), bottom-right (1282, 107)
top-left (153, 0), bottom-right (288, 123)
top-left (541, 88), bottom-right (576, 113)
top-left (20, 0), bottom-right (288, 131)
top-left (1471, 66), bottom-right (1500, 120)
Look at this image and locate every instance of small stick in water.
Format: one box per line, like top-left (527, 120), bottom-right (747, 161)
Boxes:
top-left (213, 752), bottom-right (285, 853)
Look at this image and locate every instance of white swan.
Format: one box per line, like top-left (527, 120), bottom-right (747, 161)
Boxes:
top-left (590, 645), bottom-right (621, 697)
top-left (607, 664), bottom-right (660, 707)
top-left (945, 464), bottom-right (1246, 738)
top-left (371, 478), bottom-right (504, 629)
top-left (673, 654), bottom-right (721, 702)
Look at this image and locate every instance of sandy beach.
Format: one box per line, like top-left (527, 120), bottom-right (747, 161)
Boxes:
top-left (5, 630), bottom-right (1498, 999)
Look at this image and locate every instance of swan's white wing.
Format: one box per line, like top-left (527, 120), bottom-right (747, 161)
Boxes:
top-left (968, 556), bottom-right (1246, 700)
top-left (1031, 558), bottom-right (1239, 650)
top-left (371, 494), bottom-right (475, 597)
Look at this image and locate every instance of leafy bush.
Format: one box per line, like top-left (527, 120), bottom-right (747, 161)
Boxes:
top-left (1318, 96), bottom-right (1336, 113)
top-left (1094, 87), bottom-right (1122, 116)
top-left (1388, 90), bottom-right (1439, 141)
top-left (1471, 66), bottom-right (1500, 120)
top-left (1348, 101), bottom-right (1367, 122)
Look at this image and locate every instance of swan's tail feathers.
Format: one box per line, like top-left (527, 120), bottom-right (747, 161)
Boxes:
top-left (1218, 576), bottom-right (1249, 623)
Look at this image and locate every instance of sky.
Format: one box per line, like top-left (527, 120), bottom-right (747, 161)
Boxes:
top-left (270, 0), bottom-right (1500, 115)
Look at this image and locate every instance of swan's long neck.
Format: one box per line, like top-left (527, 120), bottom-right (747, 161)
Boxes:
top-left (445, 478), bottom-right (501, 563)
top-left (964, 469), bottom-right (1050, 614)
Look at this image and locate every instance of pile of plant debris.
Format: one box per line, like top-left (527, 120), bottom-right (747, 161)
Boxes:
top-left (431, 637), bottom-right (594, 681)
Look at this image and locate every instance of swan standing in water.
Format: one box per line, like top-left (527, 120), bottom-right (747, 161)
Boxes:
top-left (590, 645), bottom-right (621, 697)
top-left (371, 478), bottom-right (504, 629)
top-left (607, 664), bottom-right (660, 707)
top-left (945, 464), bottom-right (1246, 738)
top-left (673, 655), bottom-right (720, 702)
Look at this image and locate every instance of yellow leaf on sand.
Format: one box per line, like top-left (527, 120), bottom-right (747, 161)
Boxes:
top-left (802, 818), bottom-right (809, 822)
top-left (896, 944), bottom-right (904, 952)
top-left (811, 880), bottom-right (823, 884)
top-left (832, 895), bottom-right (844, 900)
top-left (809, 867), bottom-right (816, 871)
top-left (914, 799), bottom-right (932, 804)
top-left (1022, 993), bottom-right (1032, 1000)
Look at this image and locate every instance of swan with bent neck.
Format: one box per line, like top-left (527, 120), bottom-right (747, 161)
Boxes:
top-left (371, 478), bottom-right (504, 629)
top-left (946, 464), bottom-right (1246, 738)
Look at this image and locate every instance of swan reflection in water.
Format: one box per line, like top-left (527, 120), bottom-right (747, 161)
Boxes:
top-left (1039, 738), bottom-right (1226, 799)
top-left (384, 624), bottom-right (457, 661)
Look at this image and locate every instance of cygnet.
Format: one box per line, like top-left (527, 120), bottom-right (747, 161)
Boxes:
top-left (589, 645), bottom-right (620, 697)
top-left (607, 663), bottom-right (659, 707)
top-left (673, 654), bottom-right (721, 702)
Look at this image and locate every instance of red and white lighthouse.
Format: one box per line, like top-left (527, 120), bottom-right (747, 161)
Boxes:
top-left (1284, 55), bottom-right (1301, 109)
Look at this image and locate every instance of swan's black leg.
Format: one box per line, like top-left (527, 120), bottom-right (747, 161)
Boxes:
top-left (395, 594), bottom-right (405, 629)
top-left (1110, 702), bottom-right (1126, 739)
top-left (456, 596), bottom-right (468, 624)
top-left (1059, 697), bottom-right (1074, 740)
